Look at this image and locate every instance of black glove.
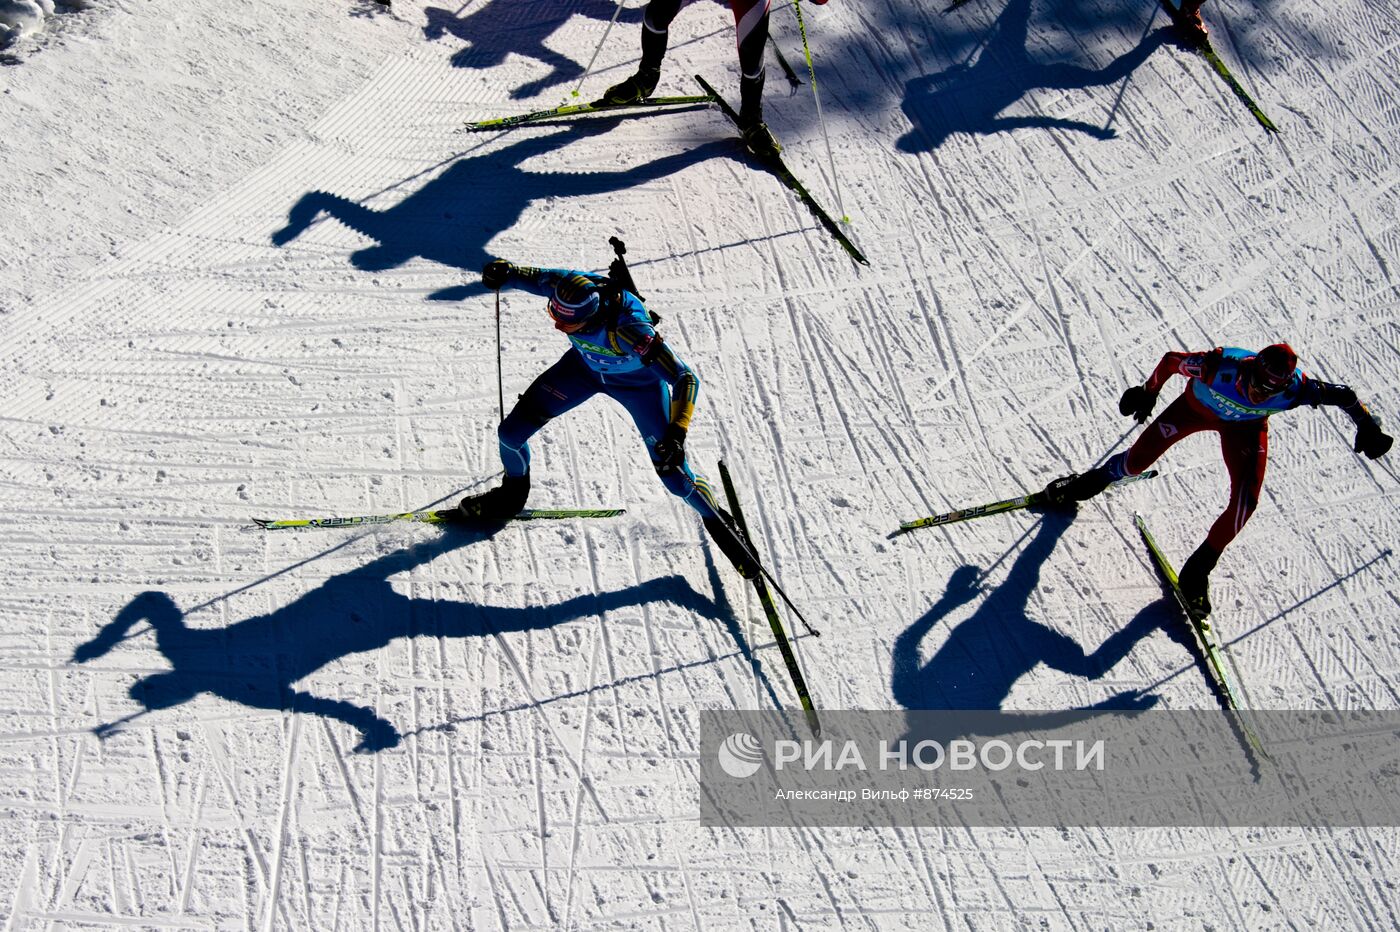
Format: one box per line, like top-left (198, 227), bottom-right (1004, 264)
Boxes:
top-left (1354, 419), bottom-right (1393, 460)
top-left (653, 424), bottom-right (687, 474)
top-left (482, 259), bottom-right (513, 291)
top-left (1119, 385), bottom-right (1158, 424)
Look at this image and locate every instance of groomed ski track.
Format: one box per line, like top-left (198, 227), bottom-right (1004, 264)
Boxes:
top-left (1, 0), bottom-right (1398, 927)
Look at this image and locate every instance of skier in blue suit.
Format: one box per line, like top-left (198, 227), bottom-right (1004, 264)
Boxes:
top-left (459, 258), bottom-right (760, 577)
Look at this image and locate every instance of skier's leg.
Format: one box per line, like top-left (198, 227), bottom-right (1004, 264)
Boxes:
top-left (1204, 421), bottom-right (1268, 552)
top-left (461, 353), bottom-right (598, 518)
top-left (1178, 420), bottom-right (1268, 612)
top-left (1174, 0), bottom-right (1208, 43)
top-left (1122, 392), bottom-right (1213, 475)
top-left (1042, 392), bottom-right (1208, 505)
top-left (731, 0), bottom-right (781, 157)
top-left (612, 380), bottom-right (759, 576)
top-left (612, 380), bottom-right (721, 518)
top-left (598, 0), bottom-right (681, 104)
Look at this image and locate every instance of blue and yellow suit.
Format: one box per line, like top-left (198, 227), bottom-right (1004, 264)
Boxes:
top-left (495, 266), bottom-right (721, 519)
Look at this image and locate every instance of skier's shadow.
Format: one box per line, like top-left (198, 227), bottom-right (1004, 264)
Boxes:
top-left (422, 0), bottom-right (730, 100)
top-left (270, 118), bottom-right (732, 291)
top-left (73, 525), bottom-right (726, 752)
top-left (423, 0), bottom-right (647, 100)
top-left (897, 0), bottom-right (1170, 152)
top-left (893, 510), bottom-right (1173, 728)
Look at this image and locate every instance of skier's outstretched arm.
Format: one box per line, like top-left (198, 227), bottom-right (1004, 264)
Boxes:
top-left (1120, 349), bottom-right (1217, 423)
top-left (481, 260), bottom-right (604, 297)
top-left (1296, 379), bottom-right (1393, 459)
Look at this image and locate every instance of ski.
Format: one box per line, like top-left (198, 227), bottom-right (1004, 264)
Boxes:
top-left (694, 74), bottom-right (868, 267)
top-left (463, 94), bottom-right (715, 132)
top-left (253, 507), bottom-right (624, 531)
top-left (898, 469), bottom-right (1159, 532)
top-left (1160, 0), bottom-right (1279, 133)
top-left (717, 460), bottom-right (821, 737)
top-left (1135, 512), bottom-right (1270, 760)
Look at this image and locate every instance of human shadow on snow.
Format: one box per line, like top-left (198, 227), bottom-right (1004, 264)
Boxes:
top-left (423, 0), bottom-right (647, 101)
top-left (270, 117), bottom-right (733, 290)
top-left (892, 510), bottom-right (1173, 730)
top-left (896, 0), bottom-right (1171, 152)
top-left (73, 525), bottom-right (729, 753)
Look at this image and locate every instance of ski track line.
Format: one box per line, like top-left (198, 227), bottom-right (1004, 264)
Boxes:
top-left (556, 632), bottom-right (601, 931)
top-left (442, 555), bottom-right (609, 820)
top-left (259, 701), bottom-right (303, 932)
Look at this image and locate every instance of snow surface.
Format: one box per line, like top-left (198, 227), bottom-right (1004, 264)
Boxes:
top-left (2, 0), bottom-right (1399, 927)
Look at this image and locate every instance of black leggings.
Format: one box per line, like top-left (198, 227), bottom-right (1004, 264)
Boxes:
top-left (643, 0), bottom-right (771, 79)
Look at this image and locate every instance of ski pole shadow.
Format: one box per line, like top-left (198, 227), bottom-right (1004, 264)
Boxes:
top-left (73, 524), bottom-right (728, 753)
top-left (270, 116), bottom-right (735, 290)
top-left (892, 510), bottom-right (1170, 744)
top-left (424, 0), bottom-right (647, 100)
top-left (896, 0), bottom-right (1171, 153)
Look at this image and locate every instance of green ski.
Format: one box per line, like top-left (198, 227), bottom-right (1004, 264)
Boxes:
top-left (694, 75), bottom-right (868, 266)
top-left (718, 460), bottom-right (821, 737)
top-left (463, 95), bottom-right (714, 132)
top-left (1161, 0), bottom-right (1279, 133)
top-left (253, 507), bottom-right (624, 530)
top-left (898, 470), bottom-right (1159, 532)
top-left (1135, 512), bottom-right (1269, 760)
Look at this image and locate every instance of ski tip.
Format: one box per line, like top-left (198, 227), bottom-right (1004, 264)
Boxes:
top-left (252, 518), bottom-right (272, 529)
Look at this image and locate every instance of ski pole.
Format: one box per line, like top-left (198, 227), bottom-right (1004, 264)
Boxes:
top-left (572, 0), bottom-right (629, 98)
top-left (788, 0), bottom-right (849, 224)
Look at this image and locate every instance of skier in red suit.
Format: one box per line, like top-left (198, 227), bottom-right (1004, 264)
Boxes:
top-left (597, 0), bottom-right (791, 158)
top-left (1043, 344), bottom-right (1392, 616)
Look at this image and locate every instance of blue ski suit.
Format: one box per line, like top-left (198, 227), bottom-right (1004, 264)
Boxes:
top-left (493, 266), bottom-right (721, 519)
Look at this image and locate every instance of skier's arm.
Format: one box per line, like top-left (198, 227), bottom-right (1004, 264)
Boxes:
top-left (618, 320), bottom-right (699, 473)
top-left (1295, 379), bottom-right (1393, 459)
top-left (620, 323), bottom-right (698, 430)
top-left (1121, 349), bottom-right (1216, 423)
top-left (481, 261), bottom-right (604, 297)
top-left (1142, 349), bottom-right (1214, 393)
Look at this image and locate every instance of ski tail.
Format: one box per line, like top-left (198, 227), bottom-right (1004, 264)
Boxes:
top-left (693, 75), bottom-right (868, 266)
top-left (717, 460), bottom-right (821, 737)
top-left (1159, 0), bottom-right (1279, 132)
top-left (1134, 512), bottom-right (1270, 761)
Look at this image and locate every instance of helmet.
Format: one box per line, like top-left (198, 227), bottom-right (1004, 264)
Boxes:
top-left (548, 275), bottom-right (601, 333)
top-left (1250, 342), bottom-right (1297, 397)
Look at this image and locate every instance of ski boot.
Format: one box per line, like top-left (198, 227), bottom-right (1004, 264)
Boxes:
top-left (1175, 3), bottom-right (1209, 45)
top-left (1176, 543), bottom-right (1220, 620)
top-left (1037, 468), bottom-right (1112, 508)
top-left (704, 508), bottom-right (763, 579)
top-left (457, 472), bottom-right (530, 522)
top-left (596, 65), bottom-right (661, 106)
top-left (738, 72), bottom-right (782, 161)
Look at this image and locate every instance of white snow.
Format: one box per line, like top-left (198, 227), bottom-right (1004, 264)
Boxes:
top-left (0, 0), bottom-right (93, 47)
top-left (2, 0), bottom-right (1399, 927)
